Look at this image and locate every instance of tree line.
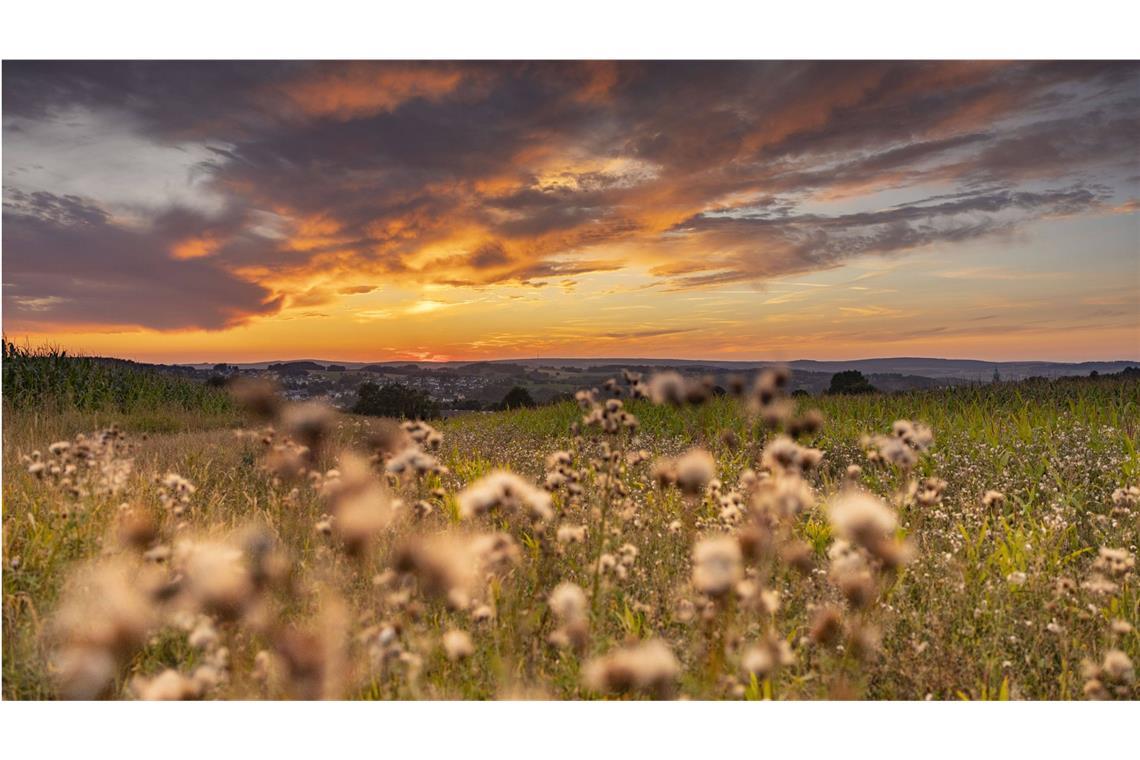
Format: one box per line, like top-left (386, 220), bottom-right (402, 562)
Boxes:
top-left (351, 382), bottom-right (540, 419)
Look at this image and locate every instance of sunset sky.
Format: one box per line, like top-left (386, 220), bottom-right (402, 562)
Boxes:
top-left (3, 61), bottom-right (1138, 363)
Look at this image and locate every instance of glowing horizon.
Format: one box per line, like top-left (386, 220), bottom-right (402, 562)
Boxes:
top-left (4, 61), bottom-right (1138, 363)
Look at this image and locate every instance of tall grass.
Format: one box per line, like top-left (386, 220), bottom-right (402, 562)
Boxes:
top-left (2, 340), bottom-right (234, 421)
top-left (3, 364), bottom-right (1137, 700)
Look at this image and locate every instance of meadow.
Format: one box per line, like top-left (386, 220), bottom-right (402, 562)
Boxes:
top-left (2, 353), bottom-right (1137, 700)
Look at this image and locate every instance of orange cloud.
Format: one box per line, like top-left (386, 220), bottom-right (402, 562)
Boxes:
top-left (170, 235), bottom-right (219, 260)
top-left (279, 63), bottom-right (472, 120)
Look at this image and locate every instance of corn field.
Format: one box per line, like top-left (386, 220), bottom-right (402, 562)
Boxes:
top-left (2, 340), bottom-right (233, 416)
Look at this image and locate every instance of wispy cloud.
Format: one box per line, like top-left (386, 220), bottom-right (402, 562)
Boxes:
top-left (936, 267), bottom-right (1064, 281)
top-left (838, 306), bottom-right (905, 318)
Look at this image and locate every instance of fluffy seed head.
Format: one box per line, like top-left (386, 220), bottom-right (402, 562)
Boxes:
top-left (982, 490), bottom-right (1006, 508)
top-left (828, 492), bottom-right (898, 550)
top-left (442, 629), bottom-right (475, 660)
top-left (692, 535), bottom-right (743, 597)
top-left (582, 639), bottom-right (680, 699)
top-left (674, 448), bottom-right (716, 496)
top-left (457, 470), bottom-right (553, 522)
top-left (175, 540), bottom-right (256, 620)
top-left (1102, 650), bottom-right (1134, 684)
top-left (809, 606), bottom-right (845, 646)
top-left (549, 582), bottom-right (588, 624)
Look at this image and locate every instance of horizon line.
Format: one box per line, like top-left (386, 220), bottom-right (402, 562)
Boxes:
top-left (76, 354), bottom-right (1140, 367)
top-left (6, 336), bottom-right (1137, 366)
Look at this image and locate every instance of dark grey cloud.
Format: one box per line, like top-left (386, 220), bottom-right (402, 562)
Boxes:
top-left (665, 185), bottom-right (1112, 287)
top-left (3, 190), bottom-right (110, 226)
top-left (598, 327), bottom-right (700, 340)
top-left (3, 191), bottom-right (282, 330)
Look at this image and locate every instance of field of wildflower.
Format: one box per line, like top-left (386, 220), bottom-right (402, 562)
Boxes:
top-left (2, 366), bottom-right (1137, 700)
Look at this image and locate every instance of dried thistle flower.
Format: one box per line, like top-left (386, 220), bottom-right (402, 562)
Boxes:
top-left (1092, 547), bottom-right (1135, 578)
top-left (227, 377), bottom-right (282, 420)
top-left (829, 492), bottom-right (896, 545)
top-left (1110, 619), bottom-right (1133, 636)
top-left (385, 446), bottom-right (446, 478)
top-left (810, 606), bottom-right (845, 646)
top-left (916, 477), bottom-right (947, 507)
top-left (674, 448), bottom-right (716, 496)
top-left (582, 639), bottom-right (680, 699)
top-left (645, 371), bottom-right (688, 405)
top-left (787, 409), bottom-right (825, 438)
top-left (49, 559), bottom-right (158, 699)
top-left (1102, 649), bottom-right (1135, 684)
top-left (117, 507), bottom-right (158, 550)
top-left (982, 490), bottom-right (1006, 508)
top-left (547, 582), bottom-right (590, 650)
top-left (846, 623), bottom-right (883, 661)
top-left (187, 616), bottom-right (219, 651)
top-left (272, 594), bottom-right (349, 700)
top-left (760, 435), bottom-right (823, 475)
top-left (549, 582), bottom-right (588, 624)
top-left (279, 401), bottom-right (336, 460)
top-left (324, 452), bottom-right (394, 556)
top-left (741, 635), bottom-right (795, 679)
top-left (52, 646), bottom-right (119, 700)
top-left (131, 668), bottom-right (206, 701)
top-left (751, 473), bottom-right (816, 520)
top-left (457, 470), bottom-right (553, 522)
top-left (394, 531), bottom-right (518, 610)
top-left (692, 535), bottom-right (743, 597)
top-left (556, 524), bottom-right (588, 544)
top-left (828, 491), bottom-right (911, 568)
top-left (442, 629), bottom-right (475, 660)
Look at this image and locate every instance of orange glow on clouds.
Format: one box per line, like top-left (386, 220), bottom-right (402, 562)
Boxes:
top-left (170, 236), bottom-right (219, 260)
top-left (280, 63), bottom-right (469, 120)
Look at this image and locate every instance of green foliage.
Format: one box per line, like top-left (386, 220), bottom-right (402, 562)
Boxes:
top-left (827, 369), bottom-right (877, 395)
top-left (351, 380), bottom-right (440, 419)
top-left (499, 385), bottom-right (536, 410)
top-left (2, 339), bottom-right (233, 416)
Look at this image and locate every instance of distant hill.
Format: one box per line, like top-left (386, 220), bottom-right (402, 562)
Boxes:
top-left (782, 358), bottom-right (1139, 381)
top-left (175, 356), bottom-right (1137, 381)
top-left (266, 361), bottom-right (326, 373)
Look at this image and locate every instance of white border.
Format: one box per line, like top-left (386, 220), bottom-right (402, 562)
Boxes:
top-left (1, 701), bottom-right (1138, 756)
top-left (0, 1), bottom-right (1138, 59)
top-left (3, 0), bottom-right (1138, 751)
